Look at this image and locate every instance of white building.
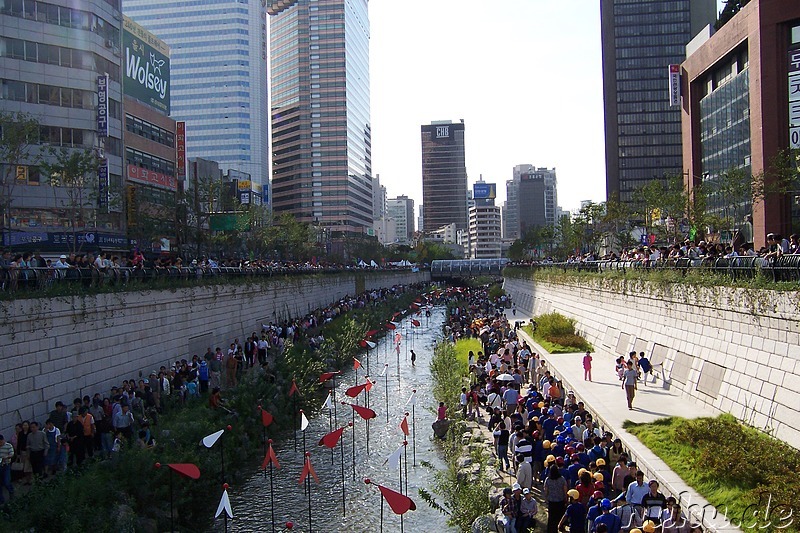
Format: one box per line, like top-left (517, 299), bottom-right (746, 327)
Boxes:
top-left (387, 195), bottom-right (414, 244)
top-left (122, 0), bottom-right (270, 198)
top-left (469, 205), bottom-right (502, 259)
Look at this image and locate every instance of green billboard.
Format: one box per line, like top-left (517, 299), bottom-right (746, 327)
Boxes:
top-left (123, 16), bottom-right (170, 115)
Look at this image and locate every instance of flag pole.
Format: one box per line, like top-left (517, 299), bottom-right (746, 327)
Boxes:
top-left (340, 427), bottom-right (347, 517)
top-left (411, 393), bottom-right (417, 467)
top-left (365, 380), bottom-right (370, 455)
top-left (384, 364), bottom-right (389, 423)
top-left (293, 392), bottom-right (298, 452)
top-left (403, 440), bottom-right (408, 495)
top-left (169, 467), bottom-right (174, 533)
top-left (351, 407), bottom-right (356, 480)
top-left (223, 483), bottom-right (229, 532)
top-left (300, 409), bottom-right (306, 458)
top-left (269, 440), bottom-right (275, 533)
top-left (328, 393), bottom-right (334, 465)
top-left (305, 453), bottom-right (312, 533)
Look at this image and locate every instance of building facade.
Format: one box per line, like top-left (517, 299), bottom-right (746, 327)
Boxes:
top-left (121, 15), bottom-right (176, 253)
top-left (681, 0), bottom-right (800, 248)
top-left (421, 120), bottom-right (467, 233)
top-left (504, 165), bottom-right (558, 238)
top-left (468, 204), bottom-right (502, 259)
top-left (386, 195), bottom-right (414, 244)
top-left (122, 0), bottom-right (269, 197)
top-left (269, 0), bottom-right (373, 236)
top-left (601, 0), bottom-right (716, 204)
top-left (1, 0), bottom-right (126, 253)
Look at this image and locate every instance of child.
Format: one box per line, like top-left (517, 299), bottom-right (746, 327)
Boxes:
top-left (186, 379), bottom-right (198, 399)
top-left (111, 431), bottom-right (123, 465)
top-left (583, 351), bottom-right (593, 381)
top-left (57, 436), bottom-right (69, 473)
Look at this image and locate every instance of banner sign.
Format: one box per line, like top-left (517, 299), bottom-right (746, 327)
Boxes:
top-left (788, 48), bottom-right (800, 148)
top-left (97, 74), bottom-right (109, 136)
top-left (98, 161), bottom-right (109, 211)
top-left (3, 231), bottom-right (127, 249)
top-left (127, 164), bottom-right (177, 191)
top-left (123, 16), bottom-right (170, 114)
top-left (473, 182), bottom-right (496, 200)
top-left (668, 64), bottom-right (680, 107)
top-left (176, 121), bottom-right (186, 180)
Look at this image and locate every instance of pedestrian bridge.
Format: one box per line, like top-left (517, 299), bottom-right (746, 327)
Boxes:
top-left (430, 258), bottom-right (509, 278)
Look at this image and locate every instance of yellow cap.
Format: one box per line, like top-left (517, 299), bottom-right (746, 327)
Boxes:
top-left (594, 472), bottom-right (604, 481)
top-left (546, 454), bottom-right (556, 464)
top-left (567, 489), bottom-right (580, 500)
top-left (642, 520), bottom-right (657, 533)
top-left (631, 529), bottom-right (643, 533)
top-left (578, 468), bottom-right (588, 477)
top-left (596, 458), bottom-right (606, 466)
top-left (538, 402), bottom-right (545, 408)
top-left (543, 440), bottom-right (551, 449)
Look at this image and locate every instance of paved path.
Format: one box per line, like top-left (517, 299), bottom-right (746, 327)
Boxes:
top-left (514, 321), bottom-right (740, 532)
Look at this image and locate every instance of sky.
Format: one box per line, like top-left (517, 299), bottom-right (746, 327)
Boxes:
top-left (368, 0), bottom-right (726, 215)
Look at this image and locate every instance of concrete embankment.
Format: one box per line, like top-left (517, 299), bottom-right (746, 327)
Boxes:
top-left (0, 270), bottom-right (429, 438)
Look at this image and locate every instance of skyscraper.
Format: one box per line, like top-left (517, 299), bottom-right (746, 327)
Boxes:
top-left (504, 165), bottom-right (558, 239)
top-left (601, 0), bottom-right (716, 205)
top-left (387, 195), bottom-right (415, 244)
top-left (122, 0), bottom-right (269, 196)
top-left (269, 0), bottom-right (373, 236)
top-left (421, 120), bottom-right (468, 233)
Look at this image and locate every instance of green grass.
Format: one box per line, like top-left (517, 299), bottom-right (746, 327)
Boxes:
top-left (453, 337), bottom-right (481, 369)
top-left (625, 415), bottom-right (800, 532)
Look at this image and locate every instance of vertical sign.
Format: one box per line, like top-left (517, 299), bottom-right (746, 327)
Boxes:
top-left (98, 160), bottom-right (109, 212)
top-left (668, 64), bottom-right (681, 107)
top-left (788, 48), bottom-right (800, 149)
top-left (97, 74), bottom-right (109, 137)
top-left (176, 121), bottom-right (186, 181)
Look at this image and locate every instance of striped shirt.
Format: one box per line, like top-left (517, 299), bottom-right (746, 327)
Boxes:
top-left (0, 441), bottom-right (14, 465)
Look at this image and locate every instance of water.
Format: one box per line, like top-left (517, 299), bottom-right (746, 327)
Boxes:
top-left (222, 307), bottom-right (457, 532)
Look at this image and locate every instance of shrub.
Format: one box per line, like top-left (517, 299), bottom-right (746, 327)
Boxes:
top-left (536, 311), bottom-right (577, 338)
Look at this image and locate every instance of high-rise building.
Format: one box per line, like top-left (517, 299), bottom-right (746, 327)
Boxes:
top-left (469, 181), bottom-right (501, 259)
top-left (1, 0), bottom-right (126, 252)
top-left (421, 120), bottom-right (467, 233)
top-left (504, 165), bottom-right (558, 238)
top-left (601, 0), bottom-right (716, 204)
top-left (269, 0), bottom-right (373, 236)
top-left (122, 0), bottom-right (269, 197)
top-left (682, 0), bottom-right (800, 248)
top-left (387, 195), bottom-right (414, 244)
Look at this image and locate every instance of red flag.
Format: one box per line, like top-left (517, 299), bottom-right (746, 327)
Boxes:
top-left (299, 456), bottom-right (320, 485)
top-left (318, 427), bottom-right (345, 448)
top-left (166, 463), bottom-right (201, 480)
top-left (359, 340), bottom-right (368, 348)
top-left (385, 322), bottom-right (396, 330)
top-left (288, 379), bottom-right (299, 397)
top-left (411, 319), bottom-right (420, 327)
top-left (399, 416), bottom-right (409, 436)
top-left (353, 357), bottom-right (361, 370)
top-left (349, 403), bottom-right (377, 420)
top-left (378, 484), bottom-right (417, 515)
top-left (392, 312), bottom-right (402, 319)
top-left (410, 303), bottom-right (419, 310)
top-left (319, 371), bottom-right (339, 383)
top-left (261, 443), bottom-right (280, 470)
top-left (365, 330), bottom-right (379, 338)
top-left (364, 378), bottom-right (373, 392)
top-left (261, 409), bottom-right (274, 427)
top-left (345, 383), bottom-right (368, 398)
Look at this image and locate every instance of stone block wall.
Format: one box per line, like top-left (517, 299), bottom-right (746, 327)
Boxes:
top-left (0, 270), bottom-right (429, 437)
top-left (504, 275), bottom-right (800, 448)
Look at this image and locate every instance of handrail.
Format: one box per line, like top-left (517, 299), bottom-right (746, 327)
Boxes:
top-left (505, 255), bottom-right (800, 283)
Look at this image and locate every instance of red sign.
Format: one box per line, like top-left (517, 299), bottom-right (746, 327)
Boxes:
top-left (127, 164), bottom-right (177, 191)
top-left (176, 121), bottom-right (186, 180)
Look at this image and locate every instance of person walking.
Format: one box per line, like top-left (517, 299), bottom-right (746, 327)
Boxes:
top-left (543, 464), bottom-right (568, 533)
top-left (622, 361), bottom-right (638, 410)
top-left (410, 349), bottom-right (416, 366)
top-left (0, 434), bottom-right (14, 505)
top-left (583, 351), bottom-right (593, 381)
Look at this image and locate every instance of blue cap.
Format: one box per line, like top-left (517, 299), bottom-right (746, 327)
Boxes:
top-left (547, 408), bottom-right (555, 415)
top-left (601, 498), bottom-right (612, 510)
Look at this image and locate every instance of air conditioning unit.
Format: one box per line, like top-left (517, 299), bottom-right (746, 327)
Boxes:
top-left (105, 39), bottom-right (114, 49)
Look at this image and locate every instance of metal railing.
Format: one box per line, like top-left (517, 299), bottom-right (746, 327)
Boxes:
top-left (0, 264), bottom-right (420, 295)
top-left (507, 255), bottom-right (800, 283)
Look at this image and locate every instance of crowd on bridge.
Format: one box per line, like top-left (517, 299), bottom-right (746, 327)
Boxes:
top-left (441, 287), bottom-right (701, 533)
top-left (0, 282), bottom-right (418, 507)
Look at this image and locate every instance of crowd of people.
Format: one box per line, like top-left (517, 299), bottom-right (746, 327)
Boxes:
top-left (443, 287), bottom-right (699, 533)
top-left (0, 282), bottom-right (417, 507)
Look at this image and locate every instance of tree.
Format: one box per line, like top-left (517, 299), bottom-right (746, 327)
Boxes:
top-left (0, 112), bottom-right (40, 245)
top-left (715, 0), bottom-right (750, 30)
top-left (631, 176), bottom-right (686, 245)
top-left (41, 147), bottom-right (101, 254)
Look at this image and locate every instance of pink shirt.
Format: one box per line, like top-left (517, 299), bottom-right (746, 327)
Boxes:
top-left (437, 406), bottom-right (447, 420)
top-left (583, 354), bottom-right (592, 369)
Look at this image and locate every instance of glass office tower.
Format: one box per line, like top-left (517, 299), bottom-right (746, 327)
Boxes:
top-left (601, 0), bottom-right (716, 205)
top-left (421, 120), bottom-right (468, 233)
top-left (122, 0), bottom-right (269, 195)
top-left (269, 0), bottom-right (373, 235)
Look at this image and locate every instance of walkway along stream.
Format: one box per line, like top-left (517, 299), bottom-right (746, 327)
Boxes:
top-left (226, 307), bottom-right (456, 532)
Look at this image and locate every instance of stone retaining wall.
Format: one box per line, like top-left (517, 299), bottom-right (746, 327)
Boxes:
top-left (504, 274), bottom-right (800, 449)
top-left (0, 271), bottom-right (429, 436)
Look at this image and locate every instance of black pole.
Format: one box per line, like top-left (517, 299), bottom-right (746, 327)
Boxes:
top-left (269, 448), bottom-right (275, 533)
top-left (340, 432), bottom-right (346, 517)
top-left (380, 494), bottom-right (384, 533)
top-left (412, 402), bottom-right (416, 467)
top-left (263, 424), bottom-right (267, 479)
top-left (351, 410), bottom-right (356, 480)
top-left (306, 464), bottom-right (312, 533)
top-left (328, 395), bottom-right (334, 465)
top-left (301, 410), bottom-right (306, 458)
top-left (220, 440), bottom-right (225, 484)
top-left (293, 395), bottom-right (297, 452)
top-left (384, 365), bottom-right (389, 423)
top-left (224, 501), bottom-right (228, 532)
top-left (404, 441), bottom-right (408, 495)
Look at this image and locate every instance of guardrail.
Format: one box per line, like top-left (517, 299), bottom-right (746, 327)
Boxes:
top-left (0, 265), bottom-right (418, 295)
top-left (508, 255), bottom-right (800, 283)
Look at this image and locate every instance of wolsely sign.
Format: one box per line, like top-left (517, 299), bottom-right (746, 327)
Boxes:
top-left (123, 16), bottom-right (170, 114)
